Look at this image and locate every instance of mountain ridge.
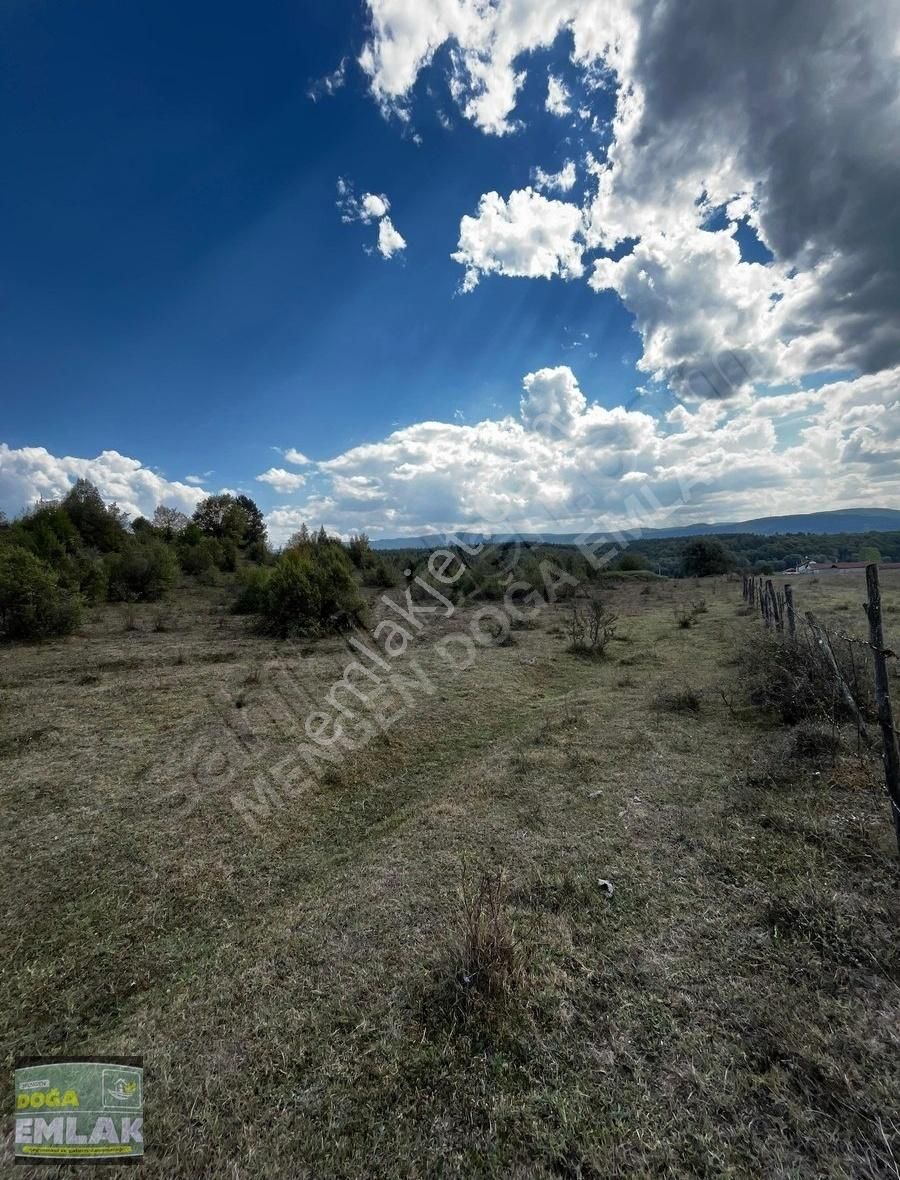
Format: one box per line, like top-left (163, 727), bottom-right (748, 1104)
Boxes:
top-left (370, 507), bottom-right (900, 550)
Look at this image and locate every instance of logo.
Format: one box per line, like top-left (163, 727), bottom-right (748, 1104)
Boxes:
top-left (14, 1057), bottom-right (143, 1164)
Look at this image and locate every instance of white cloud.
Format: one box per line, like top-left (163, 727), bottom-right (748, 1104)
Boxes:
top-left (0, 445), bottom-right (205, 521)
top-left (282, 448), bottom-right (311, 466)
top-left (307, 57), bottom-right (348, 101)
top-left (377, 215), bottom-right (407, 258)
top-left (261, 365), bottom-right (900, 545)
top-left (361, 0), bottom-right (900, 388)
top-left (184, 474), bottom-right (206, 486)
top-left (532, 160), bottom-right (577, 194)
top-left (452, 187), bottom-right (585, 292)
top-left (361, 192), bottom-right (389, 220)
top-left (545, 74), bottom-right (571, 116)
top-left (336, 177), bottom-right (407, 259)
top-left (520, 366), bottom-right (587, 435)
top-left (255, 467), bottom-right (307, 492)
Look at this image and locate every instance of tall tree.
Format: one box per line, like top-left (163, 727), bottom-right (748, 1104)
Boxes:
top-left (62, 479), bottom-right (126, 552)
top-left (235, 495), bottom-right (266, 547)
top-left (192, 494), bottom-right (247, 540)
top-left (681, 537), bottom-right (736, 577)
top-left (153, 505), bottom-right (189, 541)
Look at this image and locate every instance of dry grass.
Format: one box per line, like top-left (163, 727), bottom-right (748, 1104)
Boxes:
top-left (0, 571), bottom-right (899, 1177)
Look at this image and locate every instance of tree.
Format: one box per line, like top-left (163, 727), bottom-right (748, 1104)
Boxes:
top-left (617, 552), bottom-right (646, 572)
top-left (152, 505), bottom-right (189, 541)
top-left (681, 538), bottom-right (736, 577)
top-left (235, 495), bottom-right (266, 547)
top-left (860, 546), bottom-right (882, 563)
top-left (348, 533), bottom-right (372, 569)
top-left (62, 479), bottom-right (126, 552)
top-left (192, 494), bottom-right (247, 541)
top-left (286, 524), bottom-right (312, 551)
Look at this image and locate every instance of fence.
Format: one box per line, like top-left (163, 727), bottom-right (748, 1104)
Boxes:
top-left (741, 564), bottom-right (900, 855)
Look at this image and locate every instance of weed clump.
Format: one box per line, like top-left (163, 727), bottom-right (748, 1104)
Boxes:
top-left (425, 869), bottom-right (523, 1029)
top-left (656, 688), bottom-right (702, 714)
top-left (792, 723), bottom-right (842, 762)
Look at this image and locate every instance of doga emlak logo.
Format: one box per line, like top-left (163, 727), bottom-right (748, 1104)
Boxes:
top-left (14, 1057), bottom-right (144, 1164)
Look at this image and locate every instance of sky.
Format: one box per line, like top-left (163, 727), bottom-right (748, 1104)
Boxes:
top-left (1, 0), bottom-right (899, 543)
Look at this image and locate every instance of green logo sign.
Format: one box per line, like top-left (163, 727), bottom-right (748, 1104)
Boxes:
top-left (14, 1058), bottom-right (143, 1163)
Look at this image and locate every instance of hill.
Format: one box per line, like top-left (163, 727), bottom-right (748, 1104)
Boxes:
top-left (371, 507), bottom-right (900, 550)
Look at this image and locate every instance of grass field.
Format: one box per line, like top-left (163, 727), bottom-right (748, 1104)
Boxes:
top-left (2, 569), bottom-right (900, 1177)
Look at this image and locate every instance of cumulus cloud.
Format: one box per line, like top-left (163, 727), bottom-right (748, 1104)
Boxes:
top-left (452, 188), bottom-right (585, 292)
top-left (0, 445), bottom-right (205, 521)
top-left (261, 365), bottom-right (900, 544)
top-left (282, 448), bottom-right (311, 466)
top-left (377, 215), bottom-right (407, 259)
top-left (361, 0), bottom-right (900, 388)
top-left (520, 366), bottom-right (587, 434)
top-left (532, 160), bottom-right (577, 194)
top-left (545, 74), bottom-right (571, 116)
top-left (256, 467), bottom-right (307, 492)
top-left (336, 177), bottom-right (407, 258)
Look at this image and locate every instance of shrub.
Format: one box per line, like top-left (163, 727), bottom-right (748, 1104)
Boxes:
top-left (363, 559), bottom-right (397, 589)
top-left (618, 552), bottom-right (646, 572)
top-left (567, 593), bottom-right (618, 658)
top-left (232, 566), bottom-right (273, 615)
top-left (177, 535), bottom-right (220, 575)
top-left (741, 631), bottom-right (873, 726)
top-left (106, 540), bottom-right (179, 602)
top-left (259, 546), bottom-right (364, 637)
top-left (0, 547), bottom-right (82, 641)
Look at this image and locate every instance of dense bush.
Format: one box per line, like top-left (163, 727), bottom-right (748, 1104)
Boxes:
top-left (106, 541), bottom-right (179, 602)
top-left (0, 548), bottom-right (81, 641)
top-left (257, 545), bottom-right (364, 637)
top-left (232, 566), bottom-right (273, 615)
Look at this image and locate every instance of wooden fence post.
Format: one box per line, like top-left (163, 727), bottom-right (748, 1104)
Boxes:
top-left (864, 564), bottom-right (900, 855)
top-left (766, 579), bottom-right (783, 632)
top-left (784, 583), bottom-right (796, 640)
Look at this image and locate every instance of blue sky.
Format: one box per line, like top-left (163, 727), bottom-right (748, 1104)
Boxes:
top-left (2, 1), bottom-right (898, 539)
top-left (2, 1), bottom-right (629, 470)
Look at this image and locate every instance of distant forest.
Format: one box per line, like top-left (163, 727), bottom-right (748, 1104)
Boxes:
top-left (618, 529), bottom-right (900, 576)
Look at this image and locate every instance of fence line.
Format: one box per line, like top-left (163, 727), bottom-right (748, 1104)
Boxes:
top-left (741, 563), bottom-right (900, 855)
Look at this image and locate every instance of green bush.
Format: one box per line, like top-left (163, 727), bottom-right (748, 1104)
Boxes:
top-left (57, 552), bottom-right (109, 604)
top-left (177, 535), bottom-right (220, 575)
top-left (259, 546), bottom-right (363, 637)
top-left (0, 547), bottom-right (82, 641)
top-left (232, 566), bottom-right (273, 614)
top-left (106, 541), bottom-right (179, 602)
top-left (363, 559), bottom-right (397, 589)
